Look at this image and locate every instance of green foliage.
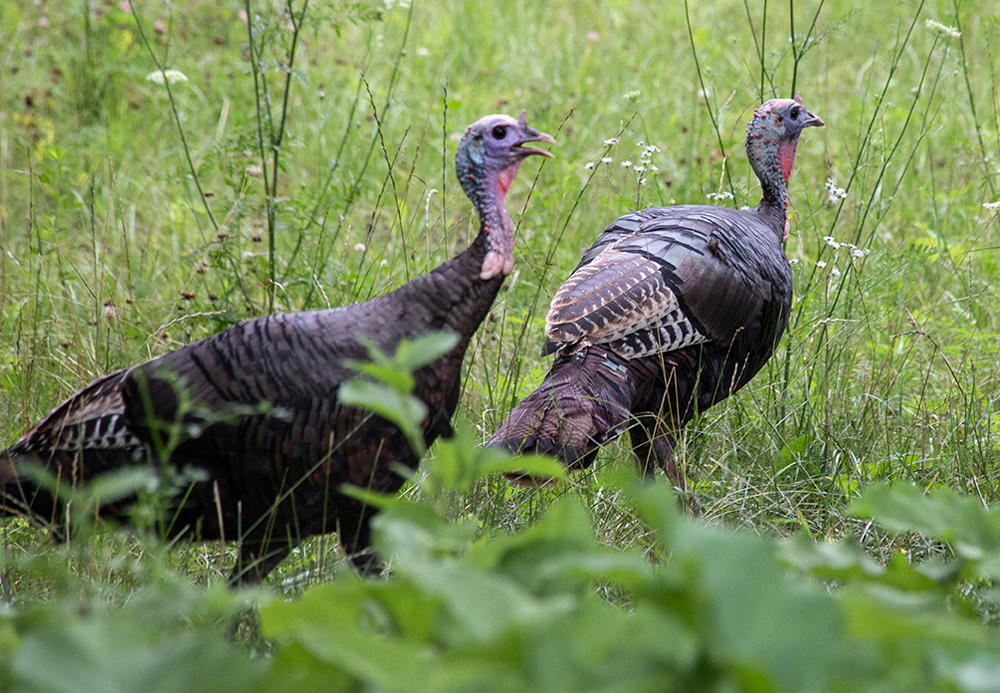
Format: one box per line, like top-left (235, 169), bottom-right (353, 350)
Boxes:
top-left (340, 332), bottom-right (461, 455)
top-left (0, 580), bottom-right (264, 693)
top-left (260, 473), bottom-right (1000, 692)
top-left (2, 0), bottom-right (1000, 688)
top-left (7, 439), bottom-right (1000, 690)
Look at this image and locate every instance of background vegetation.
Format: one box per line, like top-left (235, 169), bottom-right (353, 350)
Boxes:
top-left (1, 0), bottom-right (999, 689)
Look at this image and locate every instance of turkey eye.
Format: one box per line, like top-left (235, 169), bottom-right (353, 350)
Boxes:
top-left (790, 106), bottom-right (801, 120)
top-left (491, 125), bottom-right (508, 140)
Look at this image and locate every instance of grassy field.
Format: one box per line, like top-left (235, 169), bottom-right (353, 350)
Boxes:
top-left (1, 0), bottom-right (999, 610)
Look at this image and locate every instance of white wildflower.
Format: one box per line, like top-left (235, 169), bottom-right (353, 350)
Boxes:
top-left (823, 235), bottom-right (841, 249)
top-left (816, 260), bottom-right (827, 268)
top-left (925, 19), bottom-right (960, 39)
top-left (850, 246), bottom-right (870, 258)
top-left (983, 200), bottom-right (1000, 210)
top-left (649, 164), bottom-right (659, 172)
top-left (706, 191), bottom-right (735, 201)
top-left (638, 177), bottom-right (647, 185)
top-left (645, 144), bottom-right (661, 153)
top-left (354, 242), bottom-right (367, 252)
top-left (789, 258), bottom-right (800, 265)
top-left (635, 140), bottom-right (645, 148)
top-left (621, 160), bottom-right (632, 168)
top-left (601, 157), bottom-right (613, 164)
top-left (584, 161), bottom-right (595, 170)
top-left (633, 165), bottom-right (646, 173)
top-left (604, 138), bottom-right (619, 146)
top-left (623, 90), bottom-right (641, 102)
top-left (146, 69), bottom-right (188, 85)
top-left (416, 47), bottom-right (430, 58)
top-left (825, 178), bottom-right (847, 204)
top-left (831, 266), bottom-right (841, 277)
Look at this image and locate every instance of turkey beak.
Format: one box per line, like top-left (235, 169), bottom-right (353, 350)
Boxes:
top-left (801, 109), bottom-right (824, 129)
top-left (515, 127), bottom-right (556, 159)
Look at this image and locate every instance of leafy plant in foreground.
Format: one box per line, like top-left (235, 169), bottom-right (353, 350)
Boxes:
top-left (5, 384), bottom-right (1000, 691)
top-left (257, 468), bottom-right (1000, 692)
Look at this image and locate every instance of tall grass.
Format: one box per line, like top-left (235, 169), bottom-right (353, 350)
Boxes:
top-left (0, 0), bottom-right (998, 591)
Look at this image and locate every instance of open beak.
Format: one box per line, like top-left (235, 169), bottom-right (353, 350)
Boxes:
top-left (515, 129), bottom-right (556, 159)
top-left (514, 110), bottom-right (556, 158)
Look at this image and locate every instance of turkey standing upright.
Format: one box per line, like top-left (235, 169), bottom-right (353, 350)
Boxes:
top-left (488, 95), bottom-right (822, 499)
top-left (0, 112), bottom-right (553, 583)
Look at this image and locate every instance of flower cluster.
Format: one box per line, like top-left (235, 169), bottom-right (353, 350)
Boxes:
top-left (706, 191), bottom-right (735, 202)
top-left (925, 19), bottom-right (961, 39)
top-left (629, 141), bottom-right (660, 185)
top-left (825, 178), bottom-right (847, 204)
top-left (983, 200), bottom-right (1000, 210)
top-left (809, 234), bottom-right (872, 280)
top-left (815, 259), bottom-right (841, 277)
top-left (582, 140), bottom-right (660, 186)
top-left (823, 235), bottom-right (870, 259)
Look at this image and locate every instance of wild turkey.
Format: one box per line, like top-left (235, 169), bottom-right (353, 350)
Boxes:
top-left (488, 94), bottom-right (822, 500)
top-left (0, 111), bottom-right (553, 583)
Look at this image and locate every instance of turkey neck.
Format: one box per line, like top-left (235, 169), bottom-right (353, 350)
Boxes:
top-left (389, 185), bottom-right (511, 349)
top-left (746, 131), bottom-right (799, 237)
top-left (431, 163), bottom-right (521, 333)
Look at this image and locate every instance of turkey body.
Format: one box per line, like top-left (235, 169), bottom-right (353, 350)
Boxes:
top-left (1, 112), bottom-right (553, 583)
top-left (495, 204), bottom-right (792, 480)
top-left (489, 95), bottom-right (823, 494)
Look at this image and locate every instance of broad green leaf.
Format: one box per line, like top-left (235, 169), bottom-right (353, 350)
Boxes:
top-left (344, 361), bottom-right (415, 393)
top-left (12, 605), bottom-right (263, 693)
top-left (394, 330), bottom-right (459, 372)
top-left (338, 378), bottom-right (427, 455)
top-left (851, 482), bottom-right (1000, 581)
top-left (478, 453), bottom-right (566, 483)
top-left (421, 421), bottom-right (565, 497)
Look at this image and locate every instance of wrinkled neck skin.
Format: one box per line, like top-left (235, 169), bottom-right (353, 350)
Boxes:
top-left (466, 160), bottom-right (523, 280)
top-left (747, 132), bottom-right (800, 242)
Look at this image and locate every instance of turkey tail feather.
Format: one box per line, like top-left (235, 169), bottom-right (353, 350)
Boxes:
top-left (488, 347), bottom-right (635, 470)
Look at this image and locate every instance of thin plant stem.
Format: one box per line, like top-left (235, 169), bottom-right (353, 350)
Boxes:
top-left (743, 0), bottom-right (765, 104)
top-left (951, 0), bottom-right (996, 199)
top-left (790, 0), bottom-right (825, 96)
top-left (684, 0), bottom-right (735, 197)
top-left (266, 0), bottom-right (309, 290)
top-left (131, 5), bottom-right (219, 234)
top-left (243, 0), bottom-right (275, 310)
top-left (363, 75), bottom-right (410, 282)
top-left (133, 3), bottom-right (254, 310)
top-left (760, 0), bottom-right (767, 100)
top-left (285, 69), bottom-right (367, 278)
top-left (304, 1), bottom-right (414, 306)
top-left (788, 0), bottom-right (796, 97)
top-left (441, 84), bottom-right (449, 241)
